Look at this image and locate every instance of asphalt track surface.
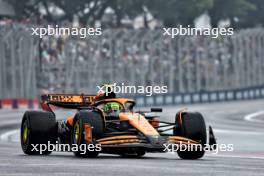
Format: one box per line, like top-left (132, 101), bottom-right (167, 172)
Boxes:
top-left (1, 99), bottom-right (264, 176)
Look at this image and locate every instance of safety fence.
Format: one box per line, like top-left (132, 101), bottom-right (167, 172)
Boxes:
top-left (39, 28), bottom-right (264, 95)
top-left (0, 25), bottom-right (264, 108)
top-left (0, 24), bottom-right (37, 99)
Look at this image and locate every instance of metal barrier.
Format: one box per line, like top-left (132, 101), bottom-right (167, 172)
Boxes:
top-left (0, 25), bottom-right (264, 104)
top-left (0, 99), bottom-right (38, 109)
top-left (133, 86), bottom-right (264, 107)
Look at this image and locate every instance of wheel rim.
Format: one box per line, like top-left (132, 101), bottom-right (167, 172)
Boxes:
top-left (22, 120), bottom-right (29, 143)
top-left (73, 120), bottom-right (80, 144)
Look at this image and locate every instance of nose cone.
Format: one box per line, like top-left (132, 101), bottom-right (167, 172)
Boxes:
top-left (119, 112), bottom-right (159, 136)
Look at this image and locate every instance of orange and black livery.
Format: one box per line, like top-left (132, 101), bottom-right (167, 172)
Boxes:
top-left (20, 92), bottom-right (216, 159)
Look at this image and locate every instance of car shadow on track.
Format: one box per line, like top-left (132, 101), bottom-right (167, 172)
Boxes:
top-left (17, 153), bottom-right (213, 161)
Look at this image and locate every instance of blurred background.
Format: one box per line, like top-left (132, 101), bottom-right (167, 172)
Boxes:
top-left (1, 2), bottom-right (264, 175)
top-left (0, 0), bottom-right (264, 106)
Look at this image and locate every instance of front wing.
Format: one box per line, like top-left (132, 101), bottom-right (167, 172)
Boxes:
top-left (94, 135), bottom-right (200, 151)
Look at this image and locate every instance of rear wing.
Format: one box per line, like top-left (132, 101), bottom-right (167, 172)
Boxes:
top-left (41, 94), bottom-right (96, 110)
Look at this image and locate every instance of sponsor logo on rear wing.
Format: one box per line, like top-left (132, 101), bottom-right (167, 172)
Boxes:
top-left (41, 94), bottom-right (96, 105)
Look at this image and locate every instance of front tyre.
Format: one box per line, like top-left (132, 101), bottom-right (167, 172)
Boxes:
top-left (174, 112), bottom-right (207, 159)
top-left (71, 110), bottom-right (104, 158)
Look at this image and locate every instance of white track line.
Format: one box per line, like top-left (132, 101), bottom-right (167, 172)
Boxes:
top-left (213, 128), bottom-right (264, 135)
top-left (244, 111), bottom-right (264, 122)
top-left (0, 129), bottom-right (19, 141)
top-left (205, 153), bottom-right (264, 160)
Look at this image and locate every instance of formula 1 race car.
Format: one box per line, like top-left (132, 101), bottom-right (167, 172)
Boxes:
top-left (21, 92), bottom-right (216, 159)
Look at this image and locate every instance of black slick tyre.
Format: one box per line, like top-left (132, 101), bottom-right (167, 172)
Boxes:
top-left (174, 112), bottom-right (207, 159)
top-left (21, 111), bottom-right (57, 155)
top-left (71, 110), bottom-right (104, 158)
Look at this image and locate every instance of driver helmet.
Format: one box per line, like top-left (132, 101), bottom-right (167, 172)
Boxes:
top-left (103, 102), bottom-right (121, 115)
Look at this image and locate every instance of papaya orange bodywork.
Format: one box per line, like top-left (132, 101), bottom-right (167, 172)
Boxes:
top-left (119, 112), bottom-right (159, 136)
top-left (84, 124), bottom-right (92, 143)
top-left (66, 116), bottom-right (74, 126)
top-left (40, 94), bottom-right (203, 151)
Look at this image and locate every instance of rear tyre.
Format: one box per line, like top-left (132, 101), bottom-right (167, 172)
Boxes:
top-left (174, 112), bottom-right (207, 159)
top-left (71, 110), bottom-right (104, 158)
top-left (20, 111), bottom-right (57, 155)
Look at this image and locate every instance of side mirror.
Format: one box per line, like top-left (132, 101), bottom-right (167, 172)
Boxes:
top-left (151, 108), bottom-right (162, 112)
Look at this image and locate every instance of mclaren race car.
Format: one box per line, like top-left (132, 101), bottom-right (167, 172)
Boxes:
top-left (21, 92), bottom-right (216, 159)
